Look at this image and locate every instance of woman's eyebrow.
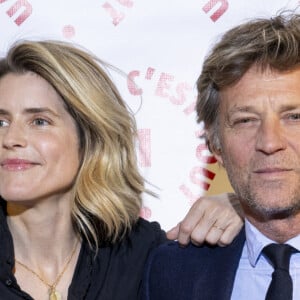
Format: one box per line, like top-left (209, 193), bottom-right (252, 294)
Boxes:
top-left (23, 107), bottom-right (59, 116)
top-left (0, 107), bottom-right (61, 118)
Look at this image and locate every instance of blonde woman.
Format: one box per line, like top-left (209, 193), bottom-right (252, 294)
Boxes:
top-left (0, 40), bottom-right (242, 300)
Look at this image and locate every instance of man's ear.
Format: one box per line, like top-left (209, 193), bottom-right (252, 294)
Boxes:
top-left (207, 139), bottom-right (224, 166)
top-left (212, 148), bottom-right (224, 166)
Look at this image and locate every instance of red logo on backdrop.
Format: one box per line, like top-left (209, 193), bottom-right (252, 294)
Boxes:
top-left (102, 0), bottom-right (134, 26)
top-left (202, 0), bottom-right (228, 22)
top-left (62, 25), bottom-right (76, 39)
top-left (0, 0), bottom-right (32, 26)
top-left (137, 128), bottom-right (152, 220)
top-left (140, 206), bottom-right (152, 220)
top-left (128, 67), bottom-right (194, 115)
top-left (127, 67), bottom-right (214, 205)
top-left (137, 128), bottom-right (151, 168)
top-left (179, 130), bottom-right (217, 205)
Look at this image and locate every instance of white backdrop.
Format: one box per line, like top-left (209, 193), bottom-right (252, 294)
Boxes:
top-left (0, 0), bottom-right (298, 230)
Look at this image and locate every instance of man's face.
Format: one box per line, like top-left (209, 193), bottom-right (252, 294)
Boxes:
top-left (215, 66), bottom-right (300, 220)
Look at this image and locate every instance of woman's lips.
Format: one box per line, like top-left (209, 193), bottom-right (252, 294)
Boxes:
top-left (1, 159), bottom-right (38, 171)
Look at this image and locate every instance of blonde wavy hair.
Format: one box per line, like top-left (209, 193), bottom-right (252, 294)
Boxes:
top-left (0, 40), bottom-right (144, 248)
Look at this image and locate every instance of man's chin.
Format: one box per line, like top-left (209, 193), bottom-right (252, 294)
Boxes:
top-left (248, 203), bottom-right (300, 220)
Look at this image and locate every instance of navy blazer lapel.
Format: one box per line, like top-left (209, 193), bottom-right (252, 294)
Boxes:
top-left (201, 228), bottom-right (246, 300)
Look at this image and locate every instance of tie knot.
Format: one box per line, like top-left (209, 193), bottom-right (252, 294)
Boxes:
top-left (263, 244), bottom-right (296, 271)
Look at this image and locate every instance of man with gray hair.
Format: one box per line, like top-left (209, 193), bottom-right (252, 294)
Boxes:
top-left (142, 12), bottom-right (300, 300)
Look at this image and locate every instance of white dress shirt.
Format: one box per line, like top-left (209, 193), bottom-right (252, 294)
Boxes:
top-left (231, 220), bottom-right (300, 299)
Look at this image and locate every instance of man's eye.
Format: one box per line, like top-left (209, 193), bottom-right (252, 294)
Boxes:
top-left (288, 113), bottom-right (300, 120)
top-left (233, 118), bottom-right (255, 125)
top-left (237, 118), bottom-right (251, 123)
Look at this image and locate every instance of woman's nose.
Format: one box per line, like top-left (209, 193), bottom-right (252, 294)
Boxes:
top-left (1, 123), bottom-right (27, 149)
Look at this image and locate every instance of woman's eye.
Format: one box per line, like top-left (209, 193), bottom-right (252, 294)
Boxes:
top-left (32, 118), bottom-right (50, 126)
top-left (0, 119), bottom-right (9, 127)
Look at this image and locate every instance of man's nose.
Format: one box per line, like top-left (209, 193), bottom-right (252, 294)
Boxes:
top-left (255, 118), bottom-right (286, 154)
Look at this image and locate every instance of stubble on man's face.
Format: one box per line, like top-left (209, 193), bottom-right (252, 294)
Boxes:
top-left (215, 66), bottom-right (300, 223)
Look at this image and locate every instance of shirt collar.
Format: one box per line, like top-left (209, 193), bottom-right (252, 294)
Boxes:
top-left (245, 219), bottom-right (300, 267)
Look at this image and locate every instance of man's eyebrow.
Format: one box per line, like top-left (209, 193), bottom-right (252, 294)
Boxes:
top-left (227, 106), bottom-right (254, 115)
top-left (278, 104), bottom-right (300, 112)
top-left (227, 104), bottom-right (300, 116)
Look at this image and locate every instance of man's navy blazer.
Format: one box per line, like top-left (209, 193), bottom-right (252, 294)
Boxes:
top-left (141, 229), bottom-right (246, 300)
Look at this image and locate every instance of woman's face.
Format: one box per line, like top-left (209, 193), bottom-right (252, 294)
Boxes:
top-left (0, 72), bottom-right (80, 204)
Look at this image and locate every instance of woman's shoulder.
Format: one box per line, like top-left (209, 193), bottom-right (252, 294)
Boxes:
top-left (95, 217), bottom-right (167, 254)
top-left (127, 217), bottom-right (167, 247)
top-left (79, 219), bottom-right (167, 299)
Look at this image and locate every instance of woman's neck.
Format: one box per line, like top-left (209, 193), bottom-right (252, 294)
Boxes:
top-left (6, 197), bottom-right (79, 265)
